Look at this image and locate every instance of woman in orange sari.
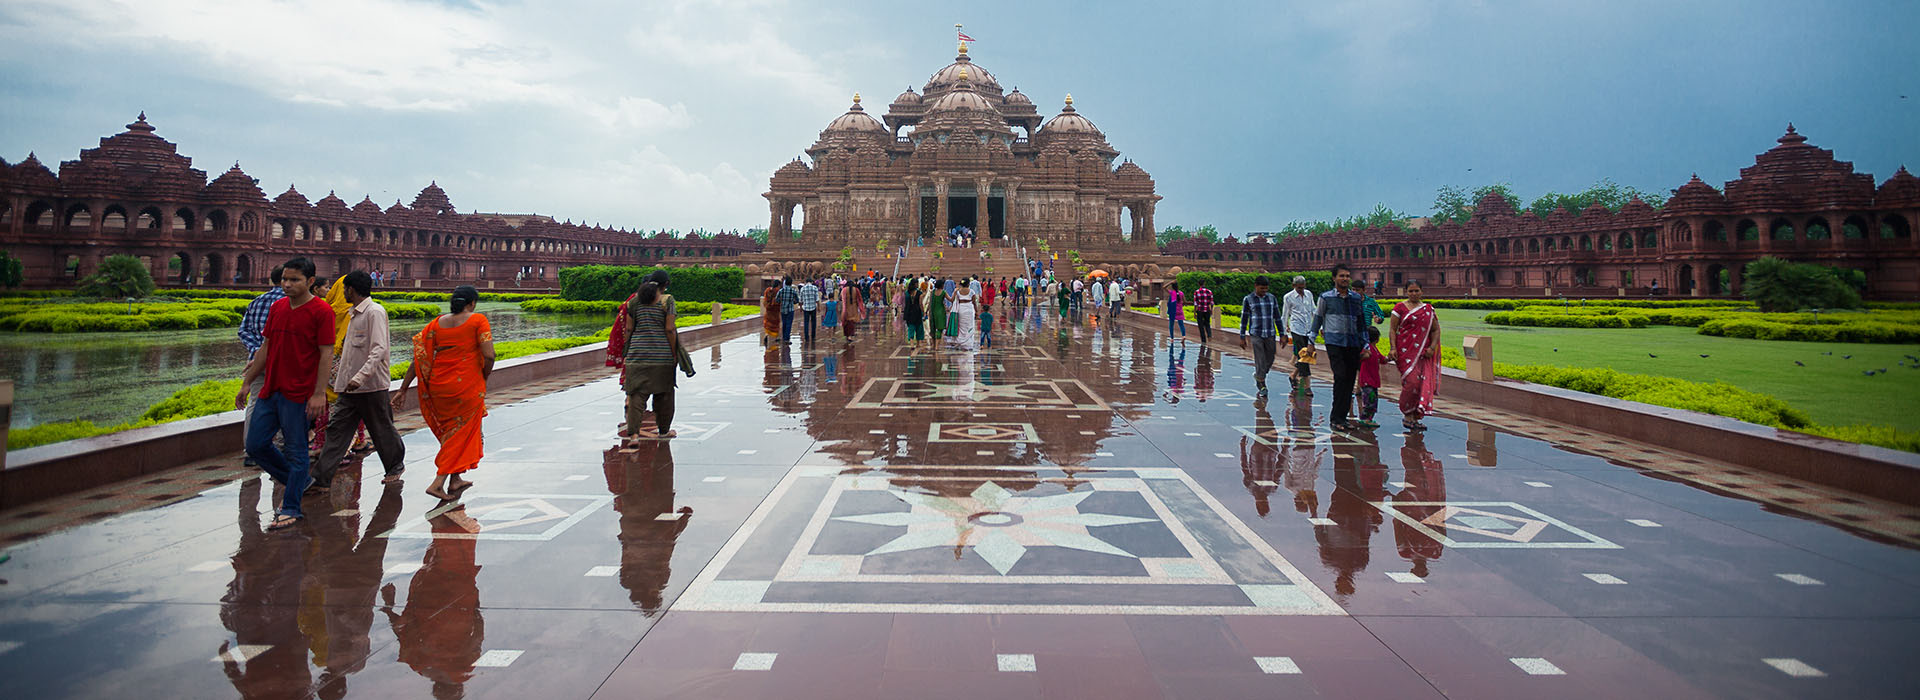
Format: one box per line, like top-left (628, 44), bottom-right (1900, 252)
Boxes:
top-left (392, 286), bottom-right (494, 500)
top-left (1388, 279), bottom-right (1441, 431)
top-left (759, 280), bottom-right (781, 346)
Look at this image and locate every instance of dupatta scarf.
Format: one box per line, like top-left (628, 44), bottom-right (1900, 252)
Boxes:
top-left (1391, 301), bottom-right (1441, 414)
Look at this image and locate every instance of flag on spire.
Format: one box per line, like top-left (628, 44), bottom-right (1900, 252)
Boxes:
top-left (958, 30), bottom-right (976, 42)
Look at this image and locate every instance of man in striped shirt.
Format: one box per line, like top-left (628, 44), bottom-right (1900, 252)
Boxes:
top-left (796, 278), bottom-right (821, 343)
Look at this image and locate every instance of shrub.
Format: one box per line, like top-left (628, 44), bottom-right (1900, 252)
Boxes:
top-left (76, 254), bottom-right (156, 298)
top-left (372, 291), bottom-right (555, 302)
top-left (1743, 256), bottom-right (1861, 311)
top-left (1797, 424), bottom-right (1920, 454)
top-left (1174, 270), bottom-right (1332, 303)
top-left (1698, 318), bottom-right (1920, 344)
top-left (0, 249), bottom-right (23, 288)
top-left (142, 378), bottom-right (244, 422)
top-left (377, 301), bottom-right (439, 320)
top-left (1484, 311), bottom-right (1649, 328)
top-left (558, 265), bottom-right (744, 303)
top-left (1491, 364), bottom-right (1814, 429)
top-left (153, 289), bottom-right (263, 300)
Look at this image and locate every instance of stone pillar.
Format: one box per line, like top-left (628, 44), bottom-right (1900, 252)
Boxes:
top-left (0, 380), bottom-right (12, 472)
top-left (935, 179), bottom-right (950, 239)
top-left (977, 178), bottom-right (992, 238)
top-left (1003, 184), bottom-right (1018, 240)
top-left (712, 301), bottom-right (723, 323)
top-left (905, 182), bottom-right (919, 240)
top-left (768, 199), bottom-right (782, 240)
top-left (1462, 335), bottom-right (1493, 382)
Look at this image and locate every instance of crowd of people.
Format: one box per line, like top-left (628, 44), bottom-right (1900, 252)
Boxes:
top-left (224, 252), bottom-right (1439, 532)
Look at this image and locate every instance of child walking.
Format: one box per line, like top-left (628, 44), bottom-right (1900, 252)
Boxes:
top-left (1356, 326), bottom-right (1384, 427)
top-left (979, 304), bottom-right (995, 349)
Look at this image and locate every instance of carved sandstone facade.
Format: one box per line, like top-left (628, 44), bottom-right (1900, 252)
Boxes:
top-left (0, 115), bottom-right (760, 289)
top-left (1166, 127), bottom-right (1919, 299)
top-left (764, 44), bottom-right (1162, 257)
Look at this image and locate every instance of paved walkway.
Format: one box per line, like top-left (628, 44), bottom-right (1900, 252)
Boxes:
top-left (1, 305), bottom-right (1917, 699)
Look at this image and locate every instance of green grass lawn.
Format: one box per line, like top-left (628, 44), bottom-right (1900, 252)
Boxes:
top-left (1439, 308), bottom-right (1920, 432)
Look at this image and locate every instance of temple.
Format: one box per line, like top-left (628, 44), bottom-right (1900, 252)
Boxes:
top-left (760, 43), bottom-right (1187, 278)
top-left (0, 114), bottom-right (759, 289)
top-left (1165, 126), bottom-right (1920, 299)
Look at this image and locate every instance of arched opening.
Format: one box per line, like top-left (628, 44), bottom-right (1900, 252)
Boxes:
top-left (136, 207), bottom-right (162, 233)
top-left (335, 257), bottom-right (351, 276)
top-left (1528, 239), bottom-right (1539, 254)
top-left (202, 252), bottom-right (224, 285)
top-left (1805, 217), bottom-right (1831, 241)
top-left (0, 200), bottom-right (9, 226)
top-left (1598, 235), bottom-right (1612, 251)
top-left (429, 260), bottom-right (448, 279)
top-left (1641, 229), bottom-right (1658, 248)
top-left (1679, 264), bottom-right (1695, 295)
top-left (1842, 216), bottom-right (1868, 239)
top-left (172, 208), bottom-right (195, 232)
top-left (235, 255), bottom-right (254, 285)
top-left (1881, 214), bottom-right (1911, 239)
top-left (1618, 232), bottom-right (1633, 250)
top-left (1704, 220), bottom-right (1726, 241)
top-left (1736, 219), bottom-right (1759, 241)
top-left (238, 212), bottom-right (258, 237)
top-left (203, 209), bottom-right (229, 235)
top-left (1497, 240), bottom-right (1510, 254)
top-left (168, 252), bottom-right (193, 284)
top-left (271, 220), bottom-right (288, 238)
top-left (102, 205), bottom-right (129, 232)
top-left (1580, 235), bottom-right (1594, 251)
top-left (26, 201), bottom-right (55, 229)
top-left (1560, 236), bottom-right (1573, 250)
top-left (64, 203), bottom-right (93, 231)
top-left (355, 227), bottom-right (367, 242)
top-left (1669, 221), bottom-right (1690, 244)
top-left (1769, 218), bottom-right (1795, 241)
top-left (1543, 238), bottom-right (1554, 252)
top-left (1707, 264), bottom-right (1728, 295)
top-left (1481, 269), bottom-right (1496, 286)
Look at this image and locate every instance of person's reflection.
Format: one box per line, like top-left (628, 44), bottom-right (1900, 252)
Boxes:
top-left (604, 441), bottom-right (693, 614)
top-left (1317, 422), bottom-right (1384, 599)
top-left (1282, 395), bottom-right (1323, 519)
top-left (1194, 350), bottom-right (1215, 403)
top-left (1392, 431), bottom-right (1448, 578)
top-left (1240, 400), bottom-right (1281, 517)
top-left (823, 351), bottom-right (839, 385)
top-left (709, 343), bottom-right (722, 370)
top-left (1164, 344), bottom-right (1185, 403)
top-left (381, 507), bottom-right (484, 700)
top-left (219, 477), bottom-right (314, 699)
top-left (310, 480), bottom-right (405, 700)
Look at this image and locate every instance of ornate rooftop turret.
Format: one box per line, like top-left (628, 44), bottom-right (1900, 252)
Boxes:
top-left (314, 190), bottom-right (350, 214)
top-left (1722, 124), bottom-right (1875, 210)
top-left (1877, 166), bottom-right (1920, 208)
top-left (202, 162), bottom-right (267, 204)
top-left (923, 42), bottom-right (1003, 102)
top-left (412, 180), bottom-right (455, 214)
top-left (351, 195), bottom-right (382, 216)
top-left (274, 184), bottom-right (311, 208)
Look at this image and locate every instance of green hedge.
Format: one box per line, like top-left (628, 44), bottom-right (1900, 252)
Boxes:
top-left (0, 297), bottom-right (434, 331)
top-left (558, 265), bottom-right (743, 303)
top-left (373, 291), bottom-right (555, 302)
top-left (1488, 363), bottom-right (1814, 428)
top-left (1698, 318), bottom-right (1920, 344)
top-left (520, 299), bottom-right (740, 316)
top-left (1173, 271), bottom-right (1332, 304)
top-left (1484, 311), bottom-right (1649, 328)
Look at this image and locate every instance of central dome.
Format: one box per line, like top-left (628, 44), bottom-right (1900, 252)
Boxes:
top-left (823, 94), bottom-right (886, 133)
top-left (924, 44), bottom-right (1003, 96)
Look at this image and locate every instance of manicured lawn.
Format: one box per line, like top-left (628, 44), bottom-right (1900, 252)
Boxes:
top-left (1438, 309), bottom-right (1920, 432)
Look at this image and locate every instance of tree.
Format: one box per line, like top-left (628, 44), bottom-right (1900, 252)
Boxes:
top-left (0, 249), bottom-right (23, 288)
top-left (1156, 225), bottom-right (1191, 247)
top-left (1431, 184), bottom-right (1520, 223)
top-left (1527, 178), bottom-right (1669, 218)
top-left (1742, 256), bottom-right (1861, 311)
top-left (77, 254), bottom-right (156, 298)
top-left (744, 228), bottom-right (770, 245)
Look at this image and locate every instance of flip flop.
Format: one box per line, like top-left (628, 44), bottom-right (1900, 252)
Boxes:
top-left (267, 515), bottom-right (303, 531)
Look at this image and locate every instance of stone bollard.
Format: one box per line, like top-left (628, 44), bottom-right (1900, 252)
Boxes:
top-left (711, 301), bottom-right (724, 324)
top-left (1462, 334), bottom-right (1494, 382)
top-left (1467, 422), bottom-right (1499, 467)
top-left (1212, 305), bottom-right (1222, 330)
top-left (0, 380), bottom-right (11, 471)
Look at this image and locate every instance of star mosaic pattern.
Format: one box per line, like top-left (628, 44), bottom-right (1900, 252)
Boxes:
top-left (848, 378), bottom-right (1109, 410)
top-left (674, 465), bottom-right (1344, 615)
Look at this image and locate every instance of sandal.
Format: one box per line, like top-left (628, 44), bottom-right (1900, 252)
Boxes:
top-left (267, 514), bottom-right (303, 531)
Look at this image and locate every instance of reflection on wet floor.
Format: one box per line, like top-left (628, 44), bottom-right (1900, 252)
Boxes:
top-left (2, 304), bottom-right (1919, 699)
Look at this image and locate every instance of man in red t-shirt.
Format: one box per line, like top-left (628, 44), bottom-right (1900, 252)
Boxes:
top-left (234, 257), bottom-right (334, 530)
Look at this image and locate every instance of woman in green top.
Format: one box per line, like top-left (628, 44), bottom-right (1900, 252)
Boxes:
top-left (929, 279), bottom-right (948, 342)
top-left (1057, 279), bottom-right (1072, 318)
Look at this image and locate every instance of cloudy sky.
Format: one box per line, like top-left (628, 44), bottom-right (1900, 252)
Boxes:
top-left (1, 0), bottom-right (1915, 234)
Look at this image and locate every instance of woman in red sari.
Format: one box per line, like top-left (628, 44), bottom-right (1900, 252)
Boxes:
top-left (393, 286), bottom-right (494, 500)
top-left (1388, 280), bottom-right (1441, 431)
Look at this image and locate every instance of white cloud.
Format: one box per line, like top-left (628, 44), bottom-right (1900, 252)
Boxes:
top-left (492, 145), bottom-right (762, 230)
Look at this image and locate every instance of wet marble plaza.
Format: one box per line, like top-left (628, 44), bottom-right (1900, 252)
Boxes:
top-left (1, 306), bottom-right (1918, 699)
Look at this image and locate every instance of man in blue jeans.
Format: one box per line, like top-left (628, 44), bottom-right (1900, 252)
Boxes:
top-left (775, 276), bottom-right (800, 344)
top-left (1313, 264), bottom-right (1368, 430)
top-left (796, 276), bottom-right (821, 343)
top-left (232, 257), bottom-right (334, 531)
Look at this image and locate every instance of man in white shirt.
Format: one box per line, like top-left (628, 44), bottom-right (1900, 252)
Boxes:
top-left (1280, 275), bottom-right (1318, 395)
top-left (312, 270), bottom-right (406, 486)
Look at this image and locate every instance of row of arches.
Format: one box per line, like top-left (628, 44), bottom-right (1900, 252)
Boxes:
top-left (1672, 214), bottom-right (1912, 245)
top-left (4, 200), bottom-right (258, 238)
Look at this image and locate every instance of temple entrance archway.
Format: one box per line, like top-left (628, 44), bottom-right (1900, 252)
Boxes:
top-left (168, 252), bottom-right (193, 284)
top-left (987, 195), bottom-right (1005, 239)
top-left (947, 195), bottom-right (977, 237)
top-left (202, 252), bottom-right (224, 285)
top-left (1707, 263), bottom-right (1729, 295)
top-left (235, 255), bottom-right (254, 285)
top-left (1678, 264), bottom-right (1695, 295)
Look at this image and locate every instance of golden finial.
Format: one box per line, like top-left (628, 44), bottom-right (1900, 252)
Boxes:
top-left (1065, 94), bottom-right (1074, 106)
top-left (853, 92), bottom-right (862, 104)
top-left (958, 41), bottom-right (968, 55)
top-left (958, 67), bottom-right (969, 80)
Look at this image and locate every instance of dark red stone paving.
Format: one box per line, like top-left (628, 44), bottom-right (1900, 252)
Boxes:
top-left (1, 305), bottom-right (1917, 699)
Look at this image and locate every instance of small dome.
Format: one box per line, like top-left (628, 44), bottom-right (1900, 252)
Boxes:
top-left (823, 94), bottom-right (885, 133)
top-left (1006, 88), bottom-right (1031, 105)
top-left (892, 87), bottom-right (922, 105)
top-left (924, 43), bottom-right (1002, 94)
top-left (1040, 95), bottom-right (1101, 135)
top-left (927, 87), bottom-right (997, 114)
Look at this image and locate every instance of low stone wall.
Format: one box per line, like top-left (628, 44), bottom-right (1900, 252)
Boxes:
top-left (1113, 307), bottom-right (1920, 506)
top-left (0, 314), bottom-right (763, 509)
